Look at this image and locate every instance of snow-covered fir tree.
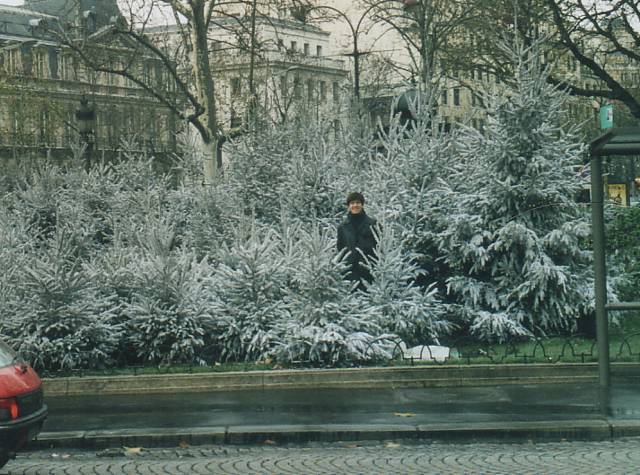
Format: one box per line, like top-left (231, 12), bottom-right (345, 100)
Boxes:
top-left (2, 229), bottom-right (121, 370)
top-left (124, 220), bottom-right (215, 365)
top-left (210, 224), bottom-right (290, 362)
top-left (224, 121), bottom-right (346, 228)
top-left (223, 128), bottom-right (291, 223)
top-left (0, 200), bottom-right (37, 340)
top-left (363, 91), bottom-right (456, 285)
top-left (361, 223), bottom-right (452, 345)
top-left (277, 124), bottom-right (344, 228)
top-left (169, 184), bottom-right (231, 260)
top-left (437, 39), bottom-right (593, 341)
top-left (271, 226), bottom-right (392, 365)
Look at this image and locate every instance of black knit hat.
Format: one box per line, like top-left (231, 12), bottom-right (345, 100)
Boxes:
top-left (346, 191), bottom-right (365, 205)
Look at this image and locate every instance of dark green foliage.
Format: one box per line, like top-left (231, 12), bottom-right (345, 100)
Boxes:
top-left (606, 205), bottom-right (640, 302)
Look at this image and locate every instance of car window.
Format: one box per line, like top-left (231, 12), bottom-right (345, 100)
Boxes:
top-left (0, 340), bottom-right (17, 367)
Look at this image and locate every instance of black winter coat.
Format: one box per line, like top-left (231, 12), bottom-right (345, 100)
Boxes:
top-left (337, 212), bottom-right (377, 283)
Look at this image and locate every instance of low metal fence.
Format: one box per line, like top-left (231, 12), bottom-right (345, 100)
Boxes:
top-left (38, 331), bottom-right (640, 379)
top-left (374, 332), bottom-right (640, 366)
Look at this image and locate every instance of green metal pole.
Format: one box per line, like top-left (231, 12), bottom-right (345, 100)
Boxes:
top-left (590, 154), bottom-right (610, 412)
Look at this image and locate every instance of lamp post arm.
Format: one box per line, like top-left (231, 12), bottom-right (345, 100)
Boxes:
top-left (308, 1), bottom-right (399, 98)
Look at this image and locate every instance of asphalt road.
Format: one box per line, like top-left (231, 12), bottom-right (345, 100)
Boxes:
top-left (43, 383), bottom-right (611, 434)
top-left (6, 438), bottom-right (640, 474)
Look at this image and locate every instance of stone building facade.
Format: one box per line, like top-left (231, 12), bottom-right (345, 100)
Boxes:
top-left (211, 13), bottom-right (348, 129)
top-left (0, 0), bottom-right (177, 165)
top-left (149, 8), bottom-right (348, 135)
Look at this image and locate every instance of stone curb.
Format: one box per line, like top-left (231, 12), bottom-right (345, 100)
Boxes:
top-left (43, 363), bottom-right (640, 397)
top-left (32, 419), bottom-right (637, 450)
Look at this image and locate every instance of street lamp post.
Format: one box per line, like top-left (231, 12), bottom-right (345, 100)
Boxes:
top-left (75, 95), bottom-right (96, 170)
top-left (309, 0), bottom-right (403, 99)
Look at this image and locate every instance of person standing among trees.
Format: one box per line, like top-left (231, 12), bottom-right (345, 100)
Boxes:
top-left (337, 192), bottom-right (378, 289)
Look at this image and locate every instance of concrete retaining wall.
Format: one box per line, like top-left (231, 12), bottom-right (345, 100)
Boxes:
top-left (42, 362), bottom-right (640, 397)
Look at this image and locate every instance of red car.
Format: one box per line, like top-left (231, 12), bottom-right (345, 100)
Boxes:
top-left (0, 339), bottom-right (47, 469)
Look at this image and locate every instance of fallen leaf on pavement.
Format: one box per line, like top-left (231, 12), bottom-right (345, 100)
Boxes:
top-left (393, 412), bottom-right (416, 417)
top-left (124, 447), bottom-right (143, 455)
top-left (263, 439), bottom-right (277, 445)
top-left (179, 441), bottom-right (190, 449)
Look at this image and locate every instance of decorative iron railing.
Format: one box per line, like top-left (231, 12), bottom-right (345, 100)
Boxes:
top-left (38, 332), bottom-right (640, 379)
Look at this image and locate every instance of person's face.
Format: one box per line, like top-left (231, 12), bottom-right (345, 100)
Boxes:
top-left (348, 200), bottom-right (363, 214)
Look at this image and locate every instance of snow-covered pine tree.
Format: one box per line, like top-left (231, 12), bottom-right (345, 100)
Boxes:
top-left (0, 201), bottom-right (36, 339)
top-left (361, 223), bottom-right (453, 345)
top-left (223, 120), bottom-right (350, 228)
top-left (271, 226), bottom-right (392, 365)
top-left (210, 224), bottom-right (290, 362)
top-left (222, 128), bottom-right (291, 224)
top-left (125, 219), bottom-right (216, 365)
top-left (277, 123), bottom-right (344, 228)
top-left (11, 163), bottom-right (64, 243)
top-left (2, 229), bottom-right (121, 370)
top-left (168, 184), bottom-right (231, 261)
top-left (363, 89), bottom-right (457, 285)
top-left (81, 243), bottom-right (143, 365)
top-left (438, 38), bottom-right (593, 341)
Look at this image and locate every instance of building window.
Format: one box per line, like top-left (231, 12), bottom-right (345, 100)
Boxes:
top-left (7, 50), bottom-right (19, 73)
top-left (107, 107), bottom-right (117, 147)
top-left (10, 106), bottom-right (19, 138)
top-left (319, 81), bottom-right (326, 101)
top-left (34, 51), bottom-right (48, 78)
top-left (277, 38), bottom-right (284, 50)
top-left (453, 88), bottom-right (460, 106)
top-left (48, 48), bottom-right (58, 79)
top-left (441, 89), bottom-right (448, 105)
top-left (304, 43), bottom-right (310, 55)
top-left (142, 62), bottom-right (152, 84)
top-left (293, 77), bottom-right (301, 99)
top-left (38, 107), bottom-right (49, 144)
top-left (332, 81), bottom-right (339, 104)
top-left (316, 45), bottom-right (323, 56)
top-left (290, 41), bottom-right (297, 52)
top-left (307, 78), bottom-right (314, 101)
top-left (231, 77), bottom-right (242, 97)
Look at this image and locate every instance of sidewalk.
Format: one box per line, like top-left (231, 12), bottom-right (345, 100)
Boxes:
top-left (33, 364), bottom-right (640, 449)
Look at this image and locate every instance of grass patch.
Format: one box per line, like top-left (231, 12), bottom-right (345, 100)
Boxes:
top-left (392, 331), bottom-right (640, 366)
top-left (42, 361), bottom-right (279, 379)
top-left (42, 329), bottom-right (640, 377)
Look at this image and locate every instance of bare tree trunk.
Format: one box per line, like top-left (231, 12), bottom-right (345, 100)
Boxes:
top-left (201, 138), bottom-right (220, 184)
top-left (190, 1), bottom-right (220, 183)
